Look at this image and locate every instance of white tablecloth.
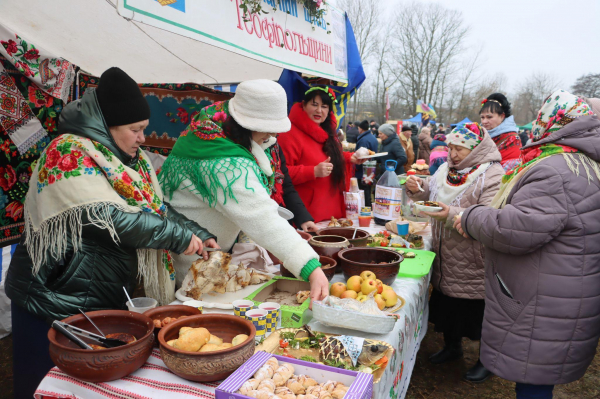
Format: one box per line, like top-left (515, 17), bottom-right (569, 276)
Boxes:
top-left (35, 222), bottom-right (434, 399)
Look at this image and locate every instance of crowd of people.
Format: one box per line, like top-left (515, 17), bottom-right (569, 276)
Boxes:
top-left (342, 91), bottom-right (600, 399)
top-left (4, 63), bottom-right (600, 399)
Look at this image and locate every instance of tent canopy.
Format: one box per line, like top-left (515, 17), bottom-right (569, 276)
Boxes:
top-left (519, 121), bottom-right (534, 130)
top-left (450, 117), bottom-right (472, 127)
top-left (403, 113), bottom-right (436, 125)
top-left (0, 0), bottom-right (282, 84)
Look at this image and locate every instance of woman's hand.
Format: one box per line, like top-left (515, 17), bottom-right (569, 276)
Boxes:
top-left (201, 238), bottom-right (220, 260)
top-left (453, 215), bottom-right (469, 238)
top-left (405, 176), bottom-right (422, 193)
top-left (301, 221), bottom-right (318, 233)
top-left (421, 202), bottom-right (450, 221)
top-left (350, 153), bottom-right (366, 165)
top-left (308, 267), bottom-right (329, 309)
top-left (184, 234), bottom-right (203, 256)
top-left (315, 157), bottom-right (333, 178)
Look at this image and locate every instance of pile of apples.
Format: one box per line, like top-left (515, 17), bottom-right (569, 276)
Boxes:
top-left (329, 271), bottom-right (399, 310)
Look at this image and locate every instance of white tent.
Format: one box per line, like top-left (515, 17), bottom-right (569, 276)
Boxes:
top-left (0, 0), bottom-right (283, 84)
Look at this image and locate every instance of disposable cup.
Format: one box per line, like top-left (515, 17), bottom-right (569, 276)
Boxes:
top-left (259, 302), bottom-right (281, 333)
top-left (126, 297), bottom-right (157, 313)
top-left (233, 299), bottom-right (255, 318)
top-left (245, 309), bottom-right (268, 338)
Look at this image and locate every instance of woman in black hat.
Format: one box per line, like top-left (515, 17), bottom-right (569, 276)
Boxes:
top-left (6, 67), bottom-right (218, 398)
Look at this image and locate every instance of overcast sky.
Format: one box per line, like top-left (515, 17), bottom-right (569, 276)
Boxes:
top-left (381, 0), bottom-right (600, 92)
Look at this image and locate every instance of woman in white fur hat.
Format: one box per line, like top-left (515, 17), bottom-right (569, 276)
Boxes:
top-left (160, 80), bottom-right (329, 301)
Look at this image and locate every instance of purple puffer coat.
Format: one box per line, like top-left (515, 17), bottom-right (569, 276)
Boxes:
top-left (462, 115), bottom-right (600, 385)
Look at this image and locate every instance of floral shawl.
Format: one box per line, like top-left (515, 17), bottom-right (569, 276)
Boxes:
top-left (26, 134), bottom-right (176, 305)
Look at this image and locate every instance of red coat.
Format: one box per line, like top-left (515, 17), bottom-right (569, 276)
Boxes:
top-left (279, 103), bottom-right (353, 223)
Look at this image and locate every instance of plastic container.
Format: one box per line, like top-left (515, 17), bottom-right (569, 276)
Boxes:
top-left (373, 160), bottom-right (403, 226)
top-left (397, 221), bottom-right (409, 235)
top-left (126, 297), bottom-right (158, 313)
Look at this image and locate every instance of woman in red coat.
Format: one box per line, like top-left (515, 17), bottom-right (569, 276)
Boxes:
top-left (279, 87), bottom-right (364, 223)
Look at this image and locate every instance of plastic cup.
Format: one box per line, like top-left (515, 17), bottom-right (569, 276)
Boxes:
top-left (397, 221), bottom-right (410, 235)
top-left (245, 309), bottom-right (268, 338)
top-left (259, 302), bottom-right (281, 333)
top-left (233, 299), bottom-right (255, 318)
top-left (358, 215), bottom-right (372, 227)
top-left (126, 297), bottom-right (157, 313)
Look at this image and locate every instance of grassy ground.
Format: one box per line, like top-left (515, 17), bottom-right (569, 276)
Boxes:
top-left (1, 322), bottom-right (599, 399)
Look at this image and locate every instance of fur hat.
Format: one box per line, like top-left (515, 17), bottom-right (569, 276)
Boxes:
top-left (229, 80), bottom-right (291, 133)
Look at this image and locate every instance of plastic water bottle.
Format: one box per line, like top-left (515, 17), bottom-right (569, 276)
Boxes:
top-left (373, 160), bottom-right (402, 226)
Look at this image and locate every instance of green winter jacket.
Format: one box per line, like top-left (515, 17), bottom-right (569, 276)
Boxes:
top-left (5, 89), bottom-right (216, 321)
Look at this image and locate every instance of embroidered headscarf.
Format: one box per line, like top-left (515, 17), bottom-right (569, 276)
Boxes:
top-left (447, 123), bottom-right (484, 150)
top-left (492, 90), bottom-right (596, 208)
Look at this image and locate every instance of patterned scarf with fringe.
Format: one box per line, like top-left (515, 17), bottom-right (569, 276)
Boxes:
top-left (159, 100), bottom-right (270, 205)
top-left (25, 133), bottom-right (176, 305)
top-left (492, 90), bottom-right (597, 209)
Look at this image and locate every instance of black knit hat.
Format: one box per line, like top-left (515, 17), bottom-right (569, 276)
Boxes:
top-left (96, 67), bottom-right (150, 127)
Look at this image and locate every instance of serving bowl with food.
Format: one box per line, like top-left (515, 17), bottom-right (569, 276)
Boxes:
top-left (338, 247), bottom-right (403, 285)
top-left (143, 305), bottom-right (202, 346)
top-left (316, 227), bottom-right (370, 247)
top-left (158, 314), bottom-right (255, 382)
top-left (47, 310), bottom-right (155, 382)
top-left (413, 200), bottom-right (443, 213)
top-left (280, 255), bottom-right (337, 281)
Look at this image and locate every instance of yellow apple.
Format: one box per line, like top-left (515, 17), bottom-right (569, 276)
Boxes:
top-left (381, 288), bottom-right (398, 307)
top-left (341, 290), bottom-right (358, 299)
top-left (375, 280), bottom-right (384, 294)
top-left (346, 276), bottom-right (363, 292)
top-left (361, 279), bottom-right (378, 295)
top-left (329, 282), bottom-right (347, 298)
top-left (358, 296), bottom-right (368, 303)
top-left (374, 294), bottom-right (386, 310)
top-left (359, 270), bottom-right (376, 281)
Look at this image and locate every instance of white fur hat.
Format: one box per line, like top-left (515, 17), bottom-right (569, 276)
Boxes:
top-left (229, 79), bottom-right (291, 133)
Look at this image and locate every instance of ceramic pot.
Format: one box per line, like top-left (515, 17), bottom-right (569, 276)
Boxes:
top-left (280, 255), bottom-right (337, 281)
top-left (159, 314), bottom-right (256, 382)
top-left (48, 310), bottom-right (155, 383)
top-left (143, 305), bottom-right (202, 347)
top-left (338, 247), bottom-right (403, 285)
top-left (316, 227), bottom-right (370, 247)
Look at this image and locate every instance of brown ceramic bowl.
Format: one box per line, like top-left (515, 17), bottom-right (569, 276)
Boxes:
top-left (316, 227), bottom-right (370, 247)
top-left (338, 247), bottom-right (403, 285)
top-left (308, 235), bottom-right (350, 263)
top-left (48, 310), bottom-right (155, 383)
top-left (280, 255), bottom-right (337, 281)
top-left (143, 305), bottom-right (202, 347)
top-left (158, 314), bottom-right (256, 382)
top-left (269, 230), bottom-right (311, 265)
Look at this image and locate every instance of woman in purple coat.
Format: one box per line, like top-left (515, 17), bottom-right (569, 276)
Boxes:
top-left (455, 90), bottom-right (600, 399)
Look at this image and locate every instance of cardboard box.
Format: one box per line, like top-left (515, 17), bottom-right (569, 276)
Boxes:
top-left (245, 277), bottom-right (311, 328)
top-left (216, 351), bottom-right (374, 399)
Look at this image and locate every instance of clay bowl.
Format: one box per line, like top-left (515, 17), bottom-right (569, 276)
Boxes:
top-left (280, 255), bottom-right (337, 281)
top-left (158, 314), bottom-right (256, 382)
top-left (308, 235), bottom-right (350, 263)
top-left (143, 305), bottom-right (202, 347)
top-left (47, 310), bottom-right (155, 383)
top-left (316, 227), bottom-right (370, 247)
top-left (338, 247), bottom-right (403, 285)
top-left (269, 230), bottom-right (311, 265)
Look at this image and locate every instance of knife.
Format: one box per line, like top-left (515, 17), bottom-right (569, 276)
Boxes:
top-left (203, 248), bottom-right (222, 252)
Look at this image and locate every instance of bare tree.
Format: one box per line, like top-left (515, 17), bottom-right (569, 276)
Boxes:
top-left (388, 2), bottom-right (469, 116)
top-left (571, 73), bottom-right (600, 98)
top-left (338, 0), bottom-right (382, 122)
top-left (513, 72), bottom-right (563, 124)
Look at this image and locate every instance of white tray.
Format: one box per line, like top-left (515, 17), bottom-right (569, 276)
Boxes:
top-left (413, 201), bottom-right (443, 213)
top-left (175, 283), bottom-right (264, 309)
top-left (356, 152), bottom-right (388, 160)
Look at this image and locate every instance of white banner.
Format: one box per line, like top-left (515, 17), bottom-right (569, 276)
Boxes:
top-left (118, 0), bottom-right (348, 83)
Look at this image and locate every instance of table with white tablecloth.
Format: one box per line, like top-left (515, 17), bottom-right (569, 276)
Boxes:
top-left (35, 220), bottom-right (434, 399)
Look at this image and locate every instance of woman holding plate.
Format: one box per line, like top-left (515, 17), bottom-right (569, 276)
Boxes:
top-left (405, 123), bottom-right (504, 382)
